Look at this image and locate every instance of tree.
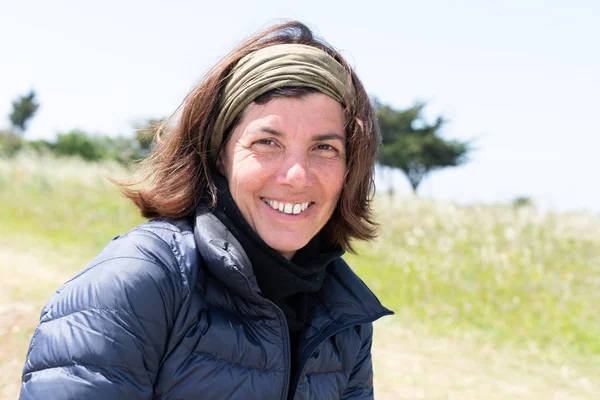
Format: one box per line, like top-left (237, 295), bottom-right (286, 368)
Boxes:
top-left (376, 101), bottom-right (471, 194)
top-left (9, 90), bottom-right (40, 135)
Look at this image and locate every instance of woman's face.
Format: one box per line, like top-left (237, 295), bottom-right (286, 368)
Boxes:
top-left (218, 92), bottom-right (346, 259)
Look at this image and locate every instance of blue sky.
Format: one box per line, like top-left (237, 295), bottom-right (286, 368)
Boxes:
top-left (1, 0), bottom-right (598, 211)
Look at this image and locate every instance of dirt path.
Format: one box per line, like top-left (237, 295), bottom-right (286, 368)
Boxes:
top-left (372, 320), bottom-right (599, 399)
top-left (0, 245), bottom-right (73, 400)
top-left (1, 245), bottom-right (598, 399)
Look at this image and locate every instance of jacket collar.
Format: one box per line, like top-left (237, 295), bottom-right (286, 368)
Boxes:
top-left (193, 205), bottom-right (392, 323)
top-left (194, 205), bottom-right (261, 298)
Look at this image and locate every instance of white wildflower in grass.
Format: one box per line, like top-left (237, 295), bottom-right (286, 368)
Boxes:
top-left (0, 154), bottom-right (143, 252)
top-left (346, 194), bottom-right (600, 363)
top-left (2, 153), bottom-right (599, 372)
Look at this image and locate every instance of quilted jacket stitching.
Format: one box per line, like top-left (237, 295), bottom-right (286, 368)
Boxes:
top-left (26, 362), bottom-right (150, 376)
top-left (190, 350), bottom-right (283, 374)
top-left (39, 306), bottom-right (167, 327)
top-left (135, 226), bottom-right (193, 299)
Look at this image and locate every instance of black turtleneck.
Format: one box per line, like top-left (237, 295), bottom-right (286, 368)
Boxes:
top-left (210, 175), bottom-right (344, 333)
top-left (208, 175), bottom-right (345, 387)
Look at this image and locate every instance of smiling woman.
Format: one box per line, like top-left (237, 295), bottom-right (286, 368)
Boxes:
top-left (20, 21), bottom-right (393, 400)
top-left (218, 92), bottom-right (346, 259)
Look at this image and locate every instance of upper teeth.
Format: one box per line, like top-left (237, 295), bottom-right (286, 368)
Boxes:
top-left (263, 198), bottom-right (311, 215)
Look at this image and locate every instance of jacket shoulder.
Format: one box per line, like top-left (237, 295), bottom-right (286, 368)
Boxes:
top-left (21, 218), bottom-right (201, 396)
top-left (115, 217), bottom-right (199, 288)
top-left (321, 257), bottom-right (393, 323)
top-left (39, 218), bottom-right (197, 321)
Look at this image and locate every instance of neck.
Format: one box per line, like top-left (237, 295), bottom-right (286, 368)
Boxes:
top-left (280, 250), bottom-right (296, 260)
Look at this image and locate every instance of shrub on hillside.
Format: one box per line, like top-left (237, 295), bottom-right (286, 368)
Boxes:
top-left (99, 135), bottom-right (144, 165)
top-left (53, 130), bottom-right (109, 161)
top-left (512, 196), bottom-right (534, 208)
top-left (52, 130), bottom-right (143, 164)
top-left (2, 126), bottom-right (146, 164)
top-left (24, 139), bottom-right (55, 155)
top-left (0, 130), bottom-right (24, 157)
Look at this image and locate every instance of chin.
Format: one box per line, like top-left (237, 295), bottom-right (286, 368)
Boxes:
top-left (264, 235), bottom-right (309, 256)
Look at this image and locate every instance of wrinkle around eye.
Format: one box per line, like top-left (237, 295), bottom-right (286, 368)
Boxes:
top-left (313, 143), bottom-right (345, 158)
top-left (254, 138), bottom-right (276, 146)
top-left (248, 139), bottom-right (284, 156)
top-left (316, 144), bottom-right (342, 153)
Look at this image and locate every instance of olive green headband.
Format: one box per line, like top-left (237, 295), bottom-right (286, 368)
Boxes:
top-left (209, 43), bottom-right (355, 160)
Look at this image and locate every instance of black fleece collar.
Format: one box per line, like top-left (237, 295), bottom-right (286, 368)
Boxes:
top-left (210, 175), bottom-right (343, 331)
top-left (193, 205), bottom-right (393, 324)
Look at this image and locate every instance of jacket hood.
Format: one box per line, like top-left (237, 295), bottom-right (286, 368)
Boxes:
top-left (194, 205), bottom-right (262, 298)
top-left (193, 205), bottom-right (393, 323)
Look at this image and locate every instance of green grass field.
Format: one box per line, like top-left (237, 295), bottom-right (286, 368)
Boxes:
top-left (347, 196), bottom-right (600, 359)
top-left (1, 153), bottom-right (599, 399)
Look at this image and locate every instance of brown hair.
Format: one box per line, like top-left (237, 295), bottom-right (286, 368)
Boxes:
top-left (116, 21), bottom-right (379, 251)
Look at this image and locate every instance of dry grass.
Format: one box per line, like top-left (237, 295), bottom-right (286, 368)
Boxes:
top-left (0, 245), bottom-right (70, 399)
top-left (372, 318), bottom-right (599, 399)
top-left (347, 196), bottom-right (600, 359)
top-left (2, 242), bottom-right (598, 399)
top-left (2, 154), bottom-right (600, 398)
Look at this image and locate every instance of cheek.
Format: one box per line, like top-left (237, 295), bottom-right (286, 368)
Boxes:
top-left (320, 163), bottom-right (346, 201)
top-left (326, 158), bottom-right (346, 184)
top-left (229, 155), bottom-right (271, 194)
top-left (223, 147), bottom-right (254, 180)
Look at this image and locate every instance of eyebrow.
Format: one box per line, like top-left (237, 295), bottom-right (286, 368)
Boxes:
top-left (260, 127), bottom-right (345, 144)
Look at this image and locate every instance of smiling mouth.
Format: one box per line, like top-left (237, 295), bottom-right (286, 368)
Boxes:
top-left (261, 198), bottom-right (313, 215)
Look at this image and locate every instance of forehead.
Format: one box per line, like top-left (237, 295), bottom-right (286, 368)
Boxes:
top-left (234, 93), bottom-right (346, 138)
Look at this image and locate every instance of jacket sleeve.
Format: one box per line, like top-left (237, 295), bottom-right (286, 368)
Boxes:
top-left (341, 323), bottom-right (375, 400)
top-left (20, 229), bottom-right (186, 400)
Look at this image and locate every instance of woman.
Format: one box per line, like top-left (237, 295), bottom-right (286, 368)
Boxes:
top-left (20, 21), bottom-right (392, 399)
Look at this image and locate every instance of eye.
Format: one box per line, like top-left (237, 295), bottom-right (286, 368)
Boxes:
top-left (316, 144), bottom-right (335, 151)
top-left (314, 143), bottom-right (342, 155)
top-left (254, 138), bottom-right (276, 146)
top-left (250, 137), bottom-right (282, 153)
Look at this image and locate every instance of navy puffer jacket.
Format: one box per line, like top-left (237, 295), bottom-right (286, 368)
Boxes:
top-left (21, 207), bottom-right (392, 399)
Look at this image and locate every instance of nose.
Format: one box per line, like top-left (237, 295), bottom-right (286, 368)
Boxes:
top-left (281, 155), bottom-right (311, 188)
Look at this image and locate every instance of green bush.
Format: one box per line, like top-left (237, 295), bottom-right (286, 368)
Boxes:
top-left (52, 130), bottom-right (143, 164)
top-left (0, 130), bottom-right (24, 157)
top-left (513, 196), bottom-right (534, 208)
top-left (1, 127), bottom-right (146, 164)
top-left (53, 130), bottom-right (108, 161)
top-left (99, 135), bottom-right (144, 165)
top-left (24, 139), bottom-right (55, 155)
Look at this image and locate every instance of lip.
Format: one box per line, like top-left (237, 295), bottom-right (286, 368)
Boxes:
top-left (261, 196), bottom-right (312, 204)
